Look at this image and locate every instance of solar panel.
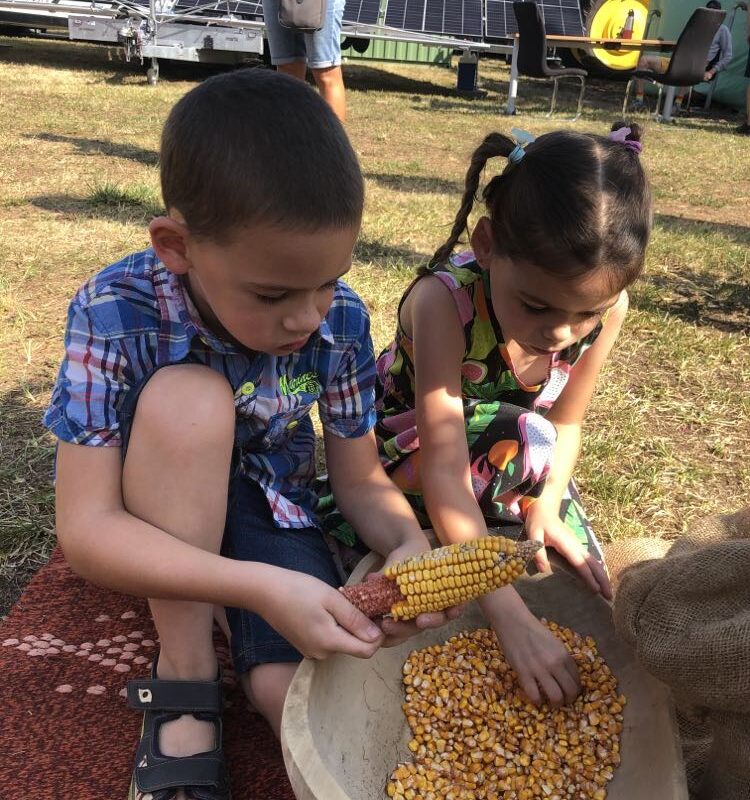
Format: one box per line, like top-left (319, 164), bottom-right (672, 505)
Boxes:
top-left (485, 0), bottom-right (517, 38)
top-left (485, 0), bottom-right (583, 39)
top-left (343, 0), bottom-right (381, 25)
top-left (384, 0), bottom-right (483, 39)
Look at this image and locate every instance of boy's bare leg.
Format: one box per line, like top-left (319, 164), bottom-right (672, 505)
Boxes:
top-left (239, 663), bottom-right (299, 737)
top-left (122, 365), bottom-right (235, 774)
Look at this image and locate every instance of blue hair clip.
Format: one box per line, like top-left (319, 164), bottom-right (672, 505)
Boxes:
top-left (508, 128), bottom-right (536, 165)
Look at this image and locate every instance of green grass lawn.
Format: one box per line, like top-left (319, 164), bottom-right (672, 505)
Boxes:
top-left (1, 34), bottom-right (749, 615)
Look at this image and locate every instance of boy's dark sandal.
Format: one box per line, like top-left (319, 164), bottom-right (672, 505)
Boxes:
top-left (126, 664), bottom-right (231, 800)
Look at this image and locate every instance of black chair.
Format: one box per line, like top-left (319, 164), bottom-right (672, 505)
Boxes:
top-left (512, 0), bottom-right (587, 120)
top-left (622, 7), bottom-right (726, 117)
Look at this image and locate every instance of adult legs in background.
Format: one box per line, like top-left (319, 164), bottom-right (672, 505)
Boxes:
top-left (306, 0), bottom-right (347, 121)
top-left (276, 60), bottom-right (307, 81)
top-left (311, 66), bottom-right (346, 122)
top-left (274, 62), bottom-right (347, 123)
top-left (262, 0), bottom-right (347, 122)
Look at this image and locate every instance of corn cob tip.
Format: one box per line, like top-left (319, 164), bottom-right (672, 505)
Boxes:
top-left (339, 574), bottom-right (404, 618)
top-left (513, 539), bottom-right (543, 562)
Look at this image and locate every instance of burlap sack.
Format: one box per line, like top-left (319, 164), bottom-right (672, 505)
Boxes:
top-left (612, 508), bottom-right (750, 800)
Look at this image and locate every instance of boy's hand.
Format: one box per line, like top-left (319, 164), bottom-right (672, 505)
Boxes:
top-left (524, 502), bottom-right (612, 600)
top-left (371, 534), bottom-right (463, 647)
top-left (485, 590), bottom-right (580, 707)
top-left (260, 570), bottom-right (385, 660)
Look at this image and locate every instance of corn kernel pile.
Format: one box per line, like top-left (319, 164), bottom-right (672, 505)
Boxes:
top-left (386, 623), bottom-right (625, 800)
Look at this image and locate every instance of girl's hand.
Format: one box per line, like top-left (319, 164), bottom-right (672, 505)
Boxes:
top-left (489, 596), bottom-right (580, 707)
top-left (260, 570), bottom-right (386, 660)
top-left (524, 502), bottom-right (612, 600)
top-left (372, 533), bottom-right (463, 648)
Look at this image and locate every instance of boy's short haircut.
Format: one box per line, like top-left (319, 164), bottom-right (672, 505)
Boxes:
top-left (160, 68), bottom-right (364, 241)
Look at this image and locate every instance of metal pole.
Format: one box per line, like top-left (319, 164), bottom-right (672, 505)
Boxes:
top-left (505, 36), bottom-right (519, 115)
top-left (644, 9), bottom-right (661, 40)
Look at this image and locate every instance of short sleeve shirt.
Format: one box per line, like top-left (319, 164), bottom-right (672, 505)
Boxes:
top-left (43, 248), bottom-right (376, 529)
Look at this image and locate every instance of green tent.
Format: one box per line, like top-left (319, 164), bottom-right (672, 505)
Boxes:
top-left (647, 0), bottom-right (749, 109)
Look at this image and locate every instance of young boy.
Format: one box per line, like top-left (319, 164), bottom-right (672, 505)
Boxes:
top-left (44, 69), bottom-right (454, 800)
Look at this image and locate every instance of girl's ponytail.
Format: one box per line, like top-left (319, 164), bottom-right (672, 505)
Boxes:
top-left (428, 133), bottom-right (515, 269)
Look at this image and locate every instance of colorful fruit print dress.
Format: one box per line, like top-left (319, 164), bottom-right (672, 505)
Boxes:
top-left (374, 252), bottom-right (605, 559)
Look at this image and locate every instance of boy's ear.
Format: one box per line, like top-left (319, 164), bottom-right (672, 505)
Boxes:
top-left (470, 217), bottom-right (494, 268)
top-left (149, 216), bottom-right (192, 275)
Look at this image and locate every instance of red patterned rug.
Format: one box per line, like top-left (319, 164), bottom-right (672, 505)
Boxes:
top-left (0, 548), bottom-right (296, 800)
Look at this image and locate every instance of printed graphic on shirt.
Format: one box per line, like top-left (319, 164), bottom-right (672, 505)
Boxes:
top-left (279, 372), bottom-right (321, 396)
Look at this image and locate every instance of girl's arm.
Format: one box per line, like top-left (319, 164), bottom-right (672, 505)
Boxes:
top-left (404, 276), bottom-right (490, 544)
top-left (526, 291), bottom-right (630, 597)
top-left (405, 276), bottom-right (579, 706)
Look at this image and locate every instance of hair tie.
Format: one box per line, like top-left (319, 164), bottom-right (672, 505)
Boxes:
top-left (507, 128), bottom-right (536, 165)
top-left (608, 126), bottom-right (642, 154)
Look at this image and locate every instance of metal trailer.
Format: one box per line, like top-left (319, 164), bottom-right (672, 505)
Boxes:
top-left (0, 0), bottom-right (501, 83)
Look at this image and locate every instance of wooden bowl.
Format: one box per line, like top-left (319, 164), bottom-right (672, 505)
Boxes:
top-left (281, 553), bottom-right (688, 800)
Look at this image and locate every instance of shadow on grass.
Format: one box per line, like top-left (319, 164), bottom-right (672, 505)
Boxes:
top-left (655, 213), bottom-right (750, 248)
top-left (345, 64), bottom-right (458, 97)
top-left (28, 132), bottom-right (159, 167)
top-left (0, 383), bottom-right (56, 616)
top-left (633, 213), bottom-right (750, 336)
top-left (355, 236), bottom-right (429, 270)
top-left (30, 193), bottom-right (163, 224)
top-left (365, 171), bottom-right (462, 194)
top-left (635, 270), bottom-right (750, 335)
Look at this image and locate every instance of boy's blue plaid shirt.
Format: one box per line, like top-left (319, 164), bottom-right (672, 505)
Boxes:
top-left (44, 248), bottom-right (376, 528)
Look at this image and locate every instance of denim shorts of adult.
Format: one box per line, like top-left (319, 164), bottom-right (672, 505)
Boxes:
top-left (117, 362), bottom-right (341, 676)
top-left (262, 0), bottom-right (345, 68)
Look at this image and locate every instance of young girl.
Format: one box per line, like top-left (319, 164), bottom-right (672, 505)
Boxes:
top-left (375, 121), bottom-right (651, 707)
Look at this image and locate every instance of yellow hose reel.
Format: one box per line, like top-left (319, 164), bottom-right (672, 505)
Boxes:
top-left (583, 0), bottom-right (652, 71)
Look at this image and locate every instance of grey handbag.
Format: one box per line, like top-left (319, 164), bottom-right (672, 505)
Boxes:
top-left (278, 0), bottom-right (326, 31)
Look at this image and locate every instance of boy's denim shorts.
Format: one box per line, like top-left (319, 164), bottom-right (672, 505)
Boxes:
top-left (262, 0), bottom-right (345, 68)
top-left (119, 364), bottom-right (341, 676)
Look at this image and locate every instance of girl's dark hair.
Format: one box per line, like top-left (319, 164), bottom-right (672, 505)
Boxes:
top-left (429, 121), bottom-right (652, 292)
top-left (160, 68), bottom-right (364, 241)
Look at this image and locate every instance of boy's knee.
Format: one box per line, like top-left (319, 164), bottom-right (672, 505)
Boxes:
top-left (133, 364), bottom-right (235, 447)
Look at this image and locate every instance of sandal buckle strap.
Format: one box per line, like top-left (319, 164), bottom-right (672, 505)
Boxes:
top-left (127, 678), bottom-right (223, 714)
top-left (134, 753), bottom-right (229, 793)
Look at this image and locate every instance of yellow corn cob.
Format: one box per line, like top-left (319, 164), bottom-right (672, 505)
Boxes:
top-left (340, 536), bottom-right (540, 621)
